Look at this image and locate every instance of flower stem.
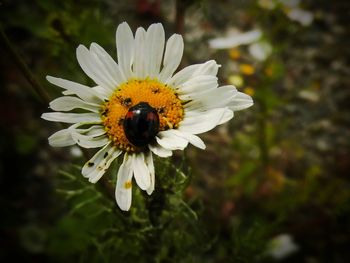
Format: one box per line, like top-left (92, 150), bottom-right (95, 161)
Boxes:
top-left (0, 27), bottom-right (115, 202)
top-left (0, 27), bottom-right (50, 105)
top-left (175, 0), bottom-right (187, 35)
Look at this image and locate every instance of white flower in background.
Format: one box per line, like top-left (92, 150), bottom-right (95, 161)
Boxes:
top-left (279, 0), bottom-right (300, 8)
top-left (259, 0), bottom-right (301, 10)
top-left (70, 146), bottom-right (83, 158)
top-left (286, 8), bottom-right (314, 26)
top-left (248, 41), bottom-right (272, 61)
top-left (42, 22), bottom-right (253, 211)
top-left (208, 29), bottom-right (262, 50)
top-left (258, 0), bottom-right (313, 26)
top-left (258, 0), bottom-right (276, 10)
top-left (209, 28), bottom-right (272, 61)
top-left (268, 234), bottom-right (299, 260)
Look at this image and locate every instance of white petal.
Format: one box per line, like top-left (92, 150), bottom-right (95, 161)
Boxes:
top-left (184, 134), bottom-right (206, 149)
top-left (133, 27), bottom-right (146, 78)
top-left (41, 112), bottom-right (101, 123)
top-left (167, 60), bottom-right (220, 87)
top-left (145, 152), bottom-right (155, 195)
top-left (89, 150), bottom-right (121, 183)
top-left (76, 45), bottom-right (117, 91)
top-left (158, 34), bottom-right (184, 82)
top-left (49, 96), bottom-right (100, 112)
top-left (82, 143), bottom-right (110, 176)
top-left (116, 22), bottom-right (134, 79)
top-left (71, 132), bottom-right (109, 148)
top-left (115, 154), bottom-right (133, 211)
top-left (185, 85), bottom-right (237, 111)
top-left (77, 125), bottom-right (106, 137)
top-left (148, 143), bottom-right (173, 158)
top-left (132, 153), bottom-right (151, 190)
top-left (177, 75), bottom-right (218, 99)
top-left (194, 60), bottom-right (220, 76)
top-left (46, 76), bottom-right (105, 103)
top-left (171, 130), bottom-right (206, 150)
top-left (91, 86), bottom-right (111, 98)
top-left (144, 23), bottom-right (165, 78)
top-left (166, 64), bottom-right (201, 87)
top-left (218, 108), bottom-right (234, 125)
top-left (90, 43), bottom-right (126, 86)
top-left (228, 92), bottom-right (254, 111)
top-left (48, 123), bottom-right (106, 148)
top-left (178, 108), bottom-right (229, 134)
top-left (61, 85), bottom-right (111, 99)
top-left (82, 143), bottom-right (122, 183)
top-left (156, 130), bottom-right (189, 150)
top-left (48, 129), bottom-right (75, 147)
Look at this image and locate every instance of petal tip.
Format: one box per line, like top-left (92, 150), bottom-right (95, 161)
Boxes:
top-left (146, 188), bottom-right (154, 195)
top-left (119, 205), bottom-right (130, 212)
top-left (199, 144), bottom-right (206, 150)
top-left (88, 177), bottom-right (99, 184)
top-left (76, 45), bottom-right (87, 56)
top-left (116, 194), bottom-right (131, 211)
top-left (41, 113), bottom-right (49, 120)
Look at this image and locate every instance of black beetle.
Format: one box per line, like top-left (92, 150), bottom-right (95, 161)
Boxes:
top-left (123, 102), bottom-right (160, 147)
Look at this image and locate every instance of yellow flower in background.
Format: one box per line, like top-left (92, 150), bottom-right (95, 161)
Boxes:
top-left (258, 0), bottom-right (276, 10)
top-left (239, 64), bottom-right (255, 75)
top-left (229, 48), bottom-right (241, 60)
top-left (264, 65), bottom-right (274, 77)
top-left (244, 87), bottom-right (255, 97)
top-left (228, 75), bottom-right (244, 87)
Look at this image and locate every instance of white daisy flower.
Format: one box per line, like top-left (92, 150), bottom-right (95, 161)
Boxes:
top-left (42, 22), bottom-right (253, 211)
top-left (268, 234), bottom-right (299, 260)
top-left (208, 28), bottom-right (272, 61)
top-left (208, 29), bottom-right (262, 49)
top-left (286, 8), bottom-right (313, 26)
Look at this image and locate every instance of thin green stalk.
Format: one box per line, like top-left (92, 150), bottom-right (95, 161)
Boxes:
top-left (175, 0), bottom-right (187, 35)
top-left (257, 96), bottom-right (269, 179)
top-left (0, 27), bottom-right (50, 104)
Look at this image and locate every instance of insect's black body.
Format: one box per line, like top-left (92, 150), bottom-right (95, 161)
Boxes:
top-left (123, 102), bottom-right (160, 147)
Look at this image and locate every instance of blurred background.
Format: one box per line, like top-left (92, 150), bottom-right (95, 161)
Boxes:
top-left (1, 0), bottom-right (349, 262)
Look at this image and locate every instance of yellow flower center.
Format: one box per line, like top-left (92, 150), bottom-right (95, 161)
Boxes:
top-left (101, 79), bottom-right (184, 152)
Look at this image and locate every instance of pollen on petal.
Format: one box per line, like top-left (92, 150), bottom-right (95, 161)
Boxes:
top-left (124, 181), bottom-right (132, 189)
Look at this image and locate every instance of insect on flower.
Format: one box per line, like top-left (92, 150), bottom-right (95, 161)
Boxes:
top-left (123, 102), bottom-right (160, 147)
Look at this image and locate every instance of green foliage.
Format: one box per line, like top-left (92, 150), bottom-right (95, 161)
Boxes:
top-left (43, 157), bottom-right (206, 262)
